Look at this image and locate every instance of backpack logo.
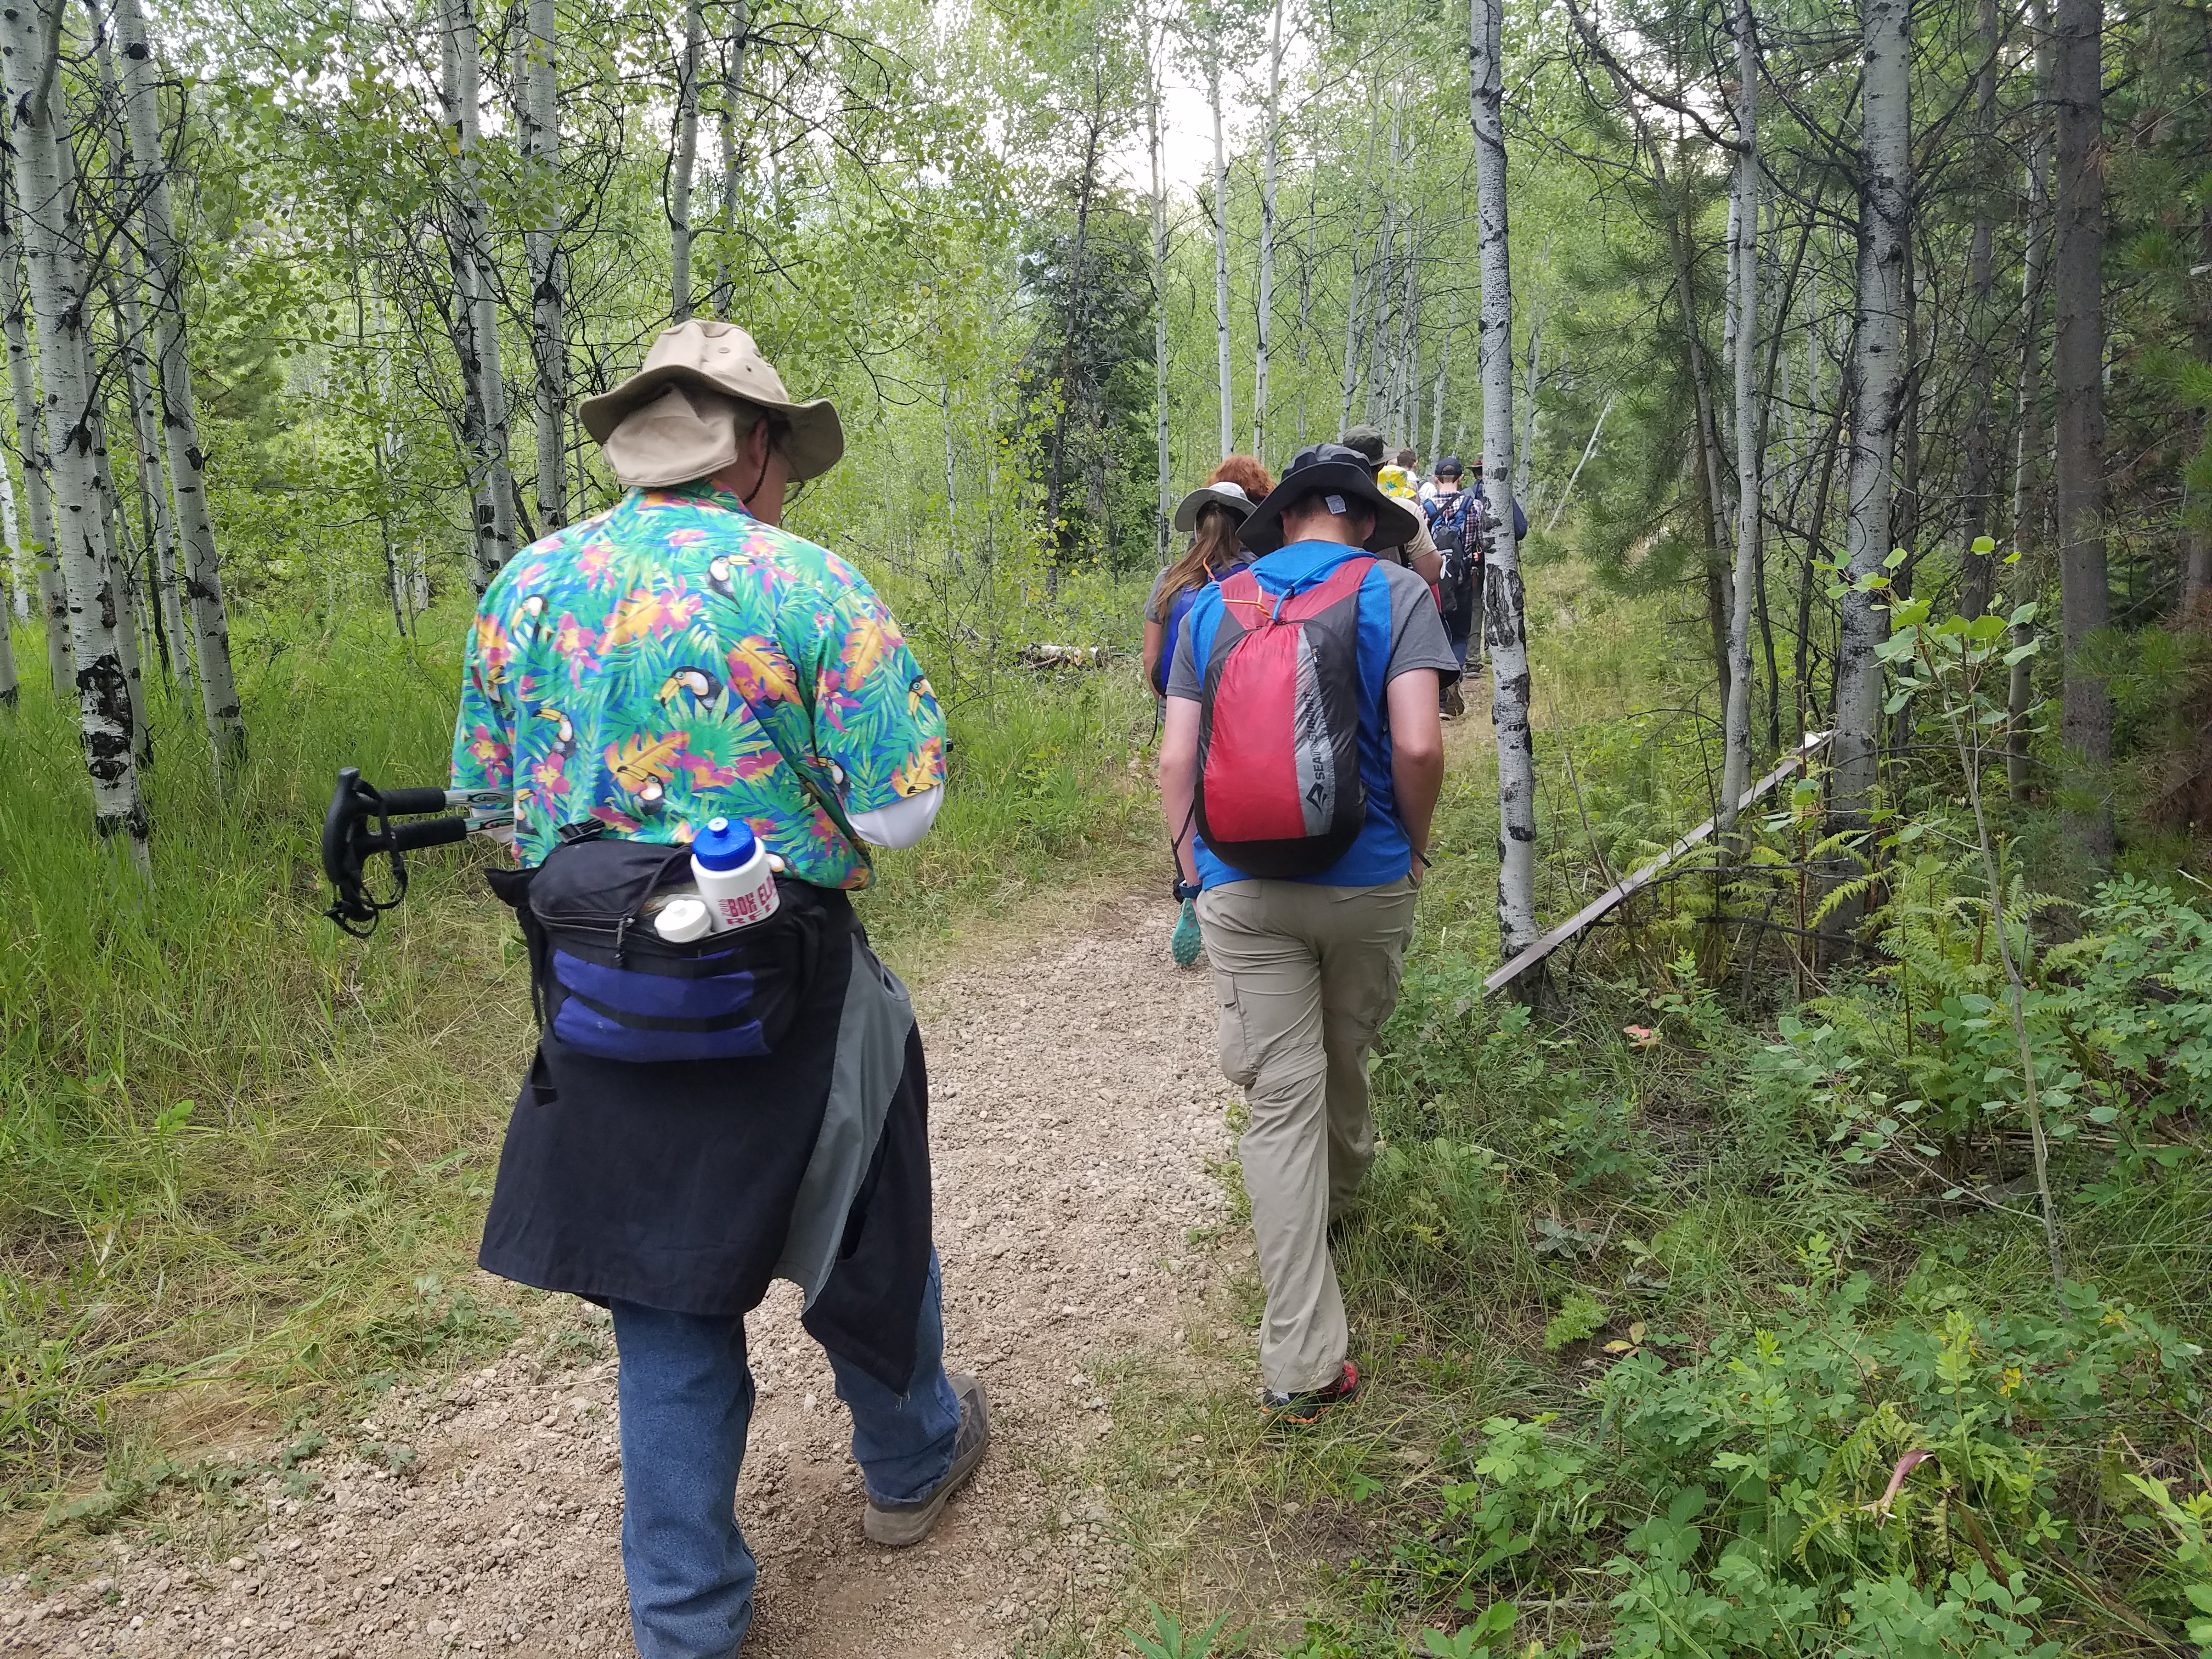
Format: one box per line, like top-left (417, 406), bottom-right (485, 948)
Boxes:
top-left (1194, 560), bottom-right (1374, 879)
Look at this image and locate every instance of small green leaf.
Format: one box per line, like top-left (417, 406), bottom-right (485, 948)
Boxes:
top-left (1884, 547), bottom-right (1910, 569)
top-left (1971, 535), bottom-right (1996, 554)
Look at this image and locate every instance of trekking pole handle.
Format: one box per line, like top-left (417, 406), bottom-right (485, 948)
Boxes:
top-left (386, 816), bottom-right (472, 854)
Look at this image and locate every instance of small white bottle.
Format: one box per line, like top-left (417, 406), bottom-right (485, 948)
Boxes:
top-left (653, 896), bottom-right (714, 943)
top-left (690, 816), bottom-right (781, 933)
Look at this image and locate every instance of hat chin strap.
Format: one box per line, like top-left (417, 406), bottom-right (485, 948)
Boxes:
top-left (740, 447), bottom-right (773, 510)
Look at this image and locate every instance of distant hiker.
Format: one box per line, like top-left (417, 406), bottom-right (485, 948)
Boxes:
top-left (1423, 456), bottom-right (1529, 719)
top-left (449, 318), bottom-right (988, 1658)
top-left (1424, 457), bottom-right (1479, 718)
top-left (1377, 447), bottom-right (1420, 503)
top-left (1146, 457), bottom-right (1274, 969)
top-left (1142, 454), bottom-right (1273, 696)
top-left (1156, 441), bottom-right (1454, 1423)
top-left (1339, 425), bottom-right (1442, 588)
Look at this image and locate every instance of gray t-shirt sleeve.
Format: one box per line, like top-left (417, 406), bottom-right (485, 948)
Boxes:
top-left (1165, 611), bottom-right (1203, 700)
top-left (1380, 560), bottom-right (1460, 684)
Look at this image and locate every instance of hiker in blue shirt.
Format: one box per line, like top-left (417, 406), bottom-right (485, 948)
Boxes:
top-left (1156, 442), bottom-right (1454, 1423)
top-left (1423, 455), bottom-right (1527, 716)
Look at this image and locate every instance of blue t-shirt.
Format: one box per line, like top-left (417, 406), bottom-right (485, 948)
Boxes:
top-left (1166, 539), bottom-right (1457, 890)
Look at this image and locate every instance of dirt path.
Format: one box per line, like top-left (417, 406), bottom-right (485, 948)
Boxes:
top-left (5, 893), bottom-right (1238, 1659)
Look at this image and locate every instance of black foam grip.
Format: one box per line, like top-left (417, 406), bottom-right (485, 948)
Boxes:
top-left (385, 816), bottom-right (471, 853)
top-left (376, 787), bottom-right (451, 816)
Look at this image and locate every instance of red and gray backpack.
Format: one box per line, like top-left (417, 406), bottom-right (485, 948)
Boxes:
top-left (1194, 559), bottom-right (1374, 879)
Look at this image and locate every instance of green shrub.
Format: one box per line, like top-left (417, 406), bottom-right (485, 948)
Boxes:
top-left (1383, 1244), bottom-right (2204, 1650)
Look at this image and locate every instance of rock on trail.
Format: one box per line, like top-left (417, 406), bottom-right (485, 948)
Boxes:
top-left (3, 895), bottom-right (1237, 1659)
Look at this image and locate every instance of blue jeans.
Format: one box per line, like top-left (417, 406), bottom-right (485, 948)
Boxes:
top-left (610, 1255), bottom-right (961, 1658)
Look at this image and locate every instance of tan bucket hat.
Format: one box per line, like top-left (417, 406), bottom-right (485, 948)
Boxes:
top-left (1172, 480), bottom-right (1256, 532)
top-left (579, 319), bottom-right (845, 487)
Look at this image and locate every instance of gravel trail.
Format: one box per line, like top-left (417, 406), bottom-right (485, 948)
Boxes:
top-left (5, 894), bottom-right (1237, 1659)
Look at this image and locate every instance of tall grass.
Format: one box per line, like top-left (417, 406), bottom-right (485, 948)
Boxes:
top-left (0, 600), bottom-right (1156, 1535)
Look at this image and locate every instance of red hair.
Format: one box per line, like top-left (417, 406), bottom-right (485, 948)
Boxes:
top-left (1208, 454), bottom-right (1274, 500)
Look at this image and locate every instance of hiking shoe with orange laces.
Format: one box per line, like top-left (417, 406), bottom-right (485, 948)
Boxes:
top-left (1261, 1359), bottom-right (1361, 1424)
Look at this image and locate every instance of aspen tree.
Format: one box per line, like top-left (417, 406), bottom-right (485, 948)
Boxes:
top-left (117, 0), bottom-right (241, 772)
top-left (436, 0), bottom-right (517, 588)
top-left (4, 0), bottom-right (146, 862)
top-left (1717, 0), bottom-right (1762, 835)
top-left (1957, 0), bottom-right (2001, 620)
top-left (110, 267), bottom-right (185, 698)
top-left (0, 178), bottom-right (63, 695)
top-left (1470, 0), bottom-right (1538, 960)
top-left (710, 0), bottom-right (749, 318)
top-left (1251, 0), bottom-right (1284, 456)
top-left (1206, 49), bottom-right (1232, 457)
top-left (519, 0), bottom-right (567, 531)
top-left (1829, 0), bottom-right (1911, 894)
top-left (671, 0), bottom-right (704, 322)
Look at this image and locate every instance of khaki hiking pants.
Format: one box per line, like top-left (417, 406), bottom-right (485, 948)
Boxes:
top-left (1197, 877), bottom-right (1418, 1395)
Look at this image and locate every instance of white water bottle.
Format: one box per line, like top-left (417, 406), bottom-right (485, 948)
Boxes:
top-left (690, 816), bottom-right (781, 933)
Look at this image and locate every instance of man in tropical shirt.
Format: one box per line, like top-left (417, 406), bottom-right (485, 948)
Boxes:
top-left (451, 319), bottom-right (987, 1659)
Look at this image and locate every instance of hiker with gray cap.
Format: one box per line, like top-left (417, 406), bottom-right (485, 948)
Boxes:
top-left (1155, 442), bottom-right (1454, 1423)
top-left (449, 318), bottom-right (988, 1657)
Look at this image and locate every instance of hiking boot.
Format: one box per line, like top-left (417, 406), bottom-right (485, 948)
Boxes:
top-left (863, 1373), bottom-right (991, 1547)
top-left (1441, 682), bottom-right (1466, 720)
top-left (1261, 1359), bottom-right (1361, 1425)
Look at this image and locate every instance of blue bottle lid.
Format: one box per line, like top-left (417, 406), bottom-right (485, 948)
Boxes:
top-left (692, 815), bottom-right (759, 872)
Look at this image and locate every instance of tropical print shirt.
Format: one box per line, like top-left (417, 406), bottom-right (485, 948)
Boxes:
top-left (450, 481), bottom-right (945, 888)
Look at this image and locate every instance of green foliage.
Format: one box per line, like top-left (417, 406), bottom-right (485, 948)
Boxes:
top-left (1541, 1293), bottom-right (1608, 1353)
top-left (1753, 873), bottom-right (2212, 1181)
top-left (1125, 1603), bottom-right (1234, 1659)
top-left (1389, 1256), bottom-right (2200, 1650)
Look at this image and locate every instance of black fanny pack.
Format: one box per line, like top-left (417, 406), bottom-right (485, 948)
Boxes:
top-left (487, 837), bottom-right (831, 1065)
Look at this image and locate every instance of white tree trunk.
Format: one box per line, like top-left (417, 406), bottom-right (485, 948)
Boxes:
top-left (671, 0), bottom-right (704, 323)
top-left (0, 431), bottom-right (15, 704)
top-left (1207, 56), bottom-right (1232, 458)
top-left (88, 403), bottom-right (149, 764)
top-left (520, 0), bottom-right (567, 532)
top-left (1717, 0), bottom-right (1762, 833)
top-left (6, 0), bottom-right (147, 861)
top-left (1429, 290), bottom-right (1454, 462)
top-left (117, 0), bottom-right (243, 778)
top-left (1471, 0), bottom-right (1538, 960)
top-left (1830, 0), bottom-right (1912, 851)
top-left (1148, 12), bottom-right (1171, 559)
top-left (110, 268), bottom-right (188, 700)
top-left (438, 0), bottom-right (517, 588)
top-left (710, 1), bottom-right (751, 318)
top-left (1251, 0), bottom-right (1284, 455)
top-left (0, 184), bottom-right (63, 695)
top-left (1516, 309), bottom-right (1541, 503)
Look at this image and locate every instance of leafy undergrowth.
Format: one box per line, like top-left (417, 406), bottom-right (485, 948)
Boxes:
top-left (1093, 855), bottom-right (2212, 1657)
top-left (0, 602), bottom-right (1158, 1555)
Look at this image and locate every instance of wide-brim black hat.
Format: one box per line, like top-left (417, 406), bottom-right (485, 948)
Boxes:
top-left (1238, 443), bottom-right (1421, 555)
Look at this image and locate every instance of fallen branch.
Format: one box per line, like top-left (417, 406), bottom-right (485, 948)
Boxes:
top-left (1484, 730), bottom-right (1833, 996)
